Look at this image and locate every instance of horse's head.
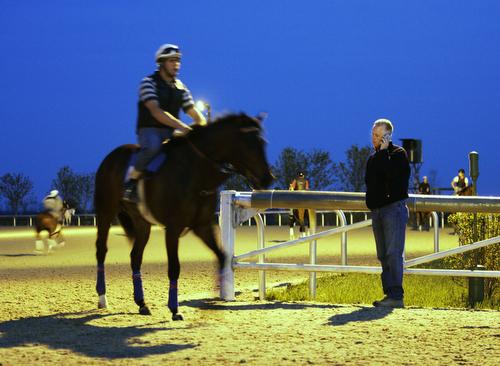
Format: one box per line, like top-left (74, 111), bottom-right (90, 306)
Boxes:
top-left (221, 113), bottom-right (274, 189)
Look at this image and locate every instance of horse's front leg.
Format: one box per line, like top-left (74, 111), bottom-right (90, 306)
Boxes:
top-left (130, 221), bottom-right (152, 315)
top-left (192, 224), bottom-right (227, 296)
top-left (165, 229), bottom-right (183, 320)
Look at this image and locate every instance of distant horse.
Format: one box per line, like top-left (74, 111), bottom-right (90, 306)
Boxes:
top-left (94, 113), bottom-right (273, 320)
top-left (289, 208), bottom-right (309, 239)
top-left (63, 208), bottom-right (75, 226)
top-left (457, 185), bottom-right (474, 196)
top-left (34, 211), bottom-right (65, 254)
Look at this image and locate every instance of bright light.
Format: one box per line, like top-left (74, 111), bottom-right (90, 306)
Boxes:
top-left (195, 100), bottom-right (207, 111)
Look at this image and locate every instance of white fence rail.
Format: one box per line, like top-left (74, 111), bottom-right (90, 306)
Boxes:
top-left (219, 190), bottom-right (500, 301)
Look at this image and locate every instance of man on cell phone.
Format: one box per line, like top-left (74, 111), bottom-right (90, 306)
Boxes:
top-left (365, 118), bottom-right (410, 308)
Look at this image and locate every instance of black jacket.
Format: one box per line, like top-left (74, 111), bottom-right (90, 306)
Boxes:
top-left (365, 143), bottom-right (410, 210)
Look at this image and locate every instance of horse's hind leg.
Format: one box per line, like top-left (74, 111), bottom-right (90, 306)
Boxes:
top-left (128, 217), bottom-right (152, 315)
top-left (95, 213), bottom-right (113, 309)
top-left (34, 230), bottom-right (45, 253)
top-left (165, 227), bottom-right (184, 320)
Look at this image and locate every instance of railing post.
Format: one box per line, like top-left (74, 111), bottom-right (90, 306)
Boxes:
top-left (220, 191), bottom-right (236, 301)
top-left (308, 209), bottom-right (317, 299)
top-left (278, 213), bottom-right (282, 227)
top-left (13, 217), bottom-right (16, 227)
top-left (255, 214), bottom-right (266, 300)
top-left (468, 265), bottom-right (485, 307)
top-left (336, 210), bottom-right (348, 265)
top-left (431, 211), bottom-right (440, 252)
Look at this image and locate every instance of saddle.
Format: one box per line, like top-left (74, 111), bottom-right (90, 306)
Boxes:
top-left (124, 150), bottom-right (167, 183)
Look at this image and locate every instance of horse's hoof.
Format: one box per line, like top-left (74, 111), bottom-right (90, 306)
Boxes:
top-left (172, 313), bottom-right (184, 321)
top-left (139, 305), bottom-right (151, 315)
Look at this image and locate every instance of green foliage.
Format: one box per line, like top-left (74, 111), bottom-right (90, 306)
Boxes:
top-left (331, 144), bottom-right (372, 192)
top-left (267, 273), bottom-right (499, 309)
top-left (446, 213), bottom-right (500, 298)
top-left (271, 147), bottom-right (334, 190)
top-left (0, 173), bottom-right (34, 214)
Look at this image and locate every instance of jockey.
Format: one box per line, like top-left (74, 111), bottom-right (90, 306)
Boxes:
top-left (289, 171), bottom-right (310, 191)
top-left (43, 190), bottom-right (64, 222)
top-left (123, 43), bottom-right (206, 202)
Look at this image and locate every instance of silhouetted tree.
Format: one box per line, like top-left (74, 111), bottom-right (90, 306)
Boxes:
top-left (332, 144), bottom-right (372, 192)
top-left (79, 172), bottom-right (95, 212)
top-left (52, 166), bottom-right (82, 209)
top-left (222, 173), bottom-right (252, 191)
top-left (271, 147), bottom-right (334, 190)
top-left (271, 147), bottom-right (308, 189)
top-left (52, 167), bottom-right (95, 211)
top-left (0, 173), bottom-right (34, 215)
top-left (306, 149), bottom-right (334, 190)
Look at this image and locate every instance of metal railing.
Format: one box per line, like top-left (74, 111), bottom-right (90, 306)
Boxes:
top-left (219, 190), bottom-right (500, 301)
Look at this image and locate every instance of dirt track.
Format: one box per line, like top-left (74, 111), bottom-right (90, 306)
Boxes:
top-left (0, 226), bottom-right (499, 365)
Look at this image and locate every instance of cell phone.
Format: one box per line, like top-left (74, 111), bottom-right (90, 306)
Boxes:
top-left (382, 133), bottom-right (392, 144)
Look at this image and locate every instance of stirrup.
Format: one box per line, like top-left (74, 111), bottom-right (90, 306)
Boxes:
top-left (123, 179), bottom-right (139, 203)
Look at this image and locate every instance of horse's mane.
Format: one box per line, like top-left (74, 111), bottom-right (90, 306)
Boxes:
top-left (163, 113), bottom-right (261, 152)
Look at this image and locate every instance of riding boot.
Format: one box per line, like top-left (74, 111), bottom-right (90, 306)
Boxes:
top-left (123, 179), bottom-right (139, 203)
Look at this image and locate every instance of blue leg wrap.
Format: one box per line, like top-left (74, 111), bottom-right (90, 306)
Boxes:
top-left (96, 264), bottom-right (106, 295)
top-left (133, 271), bottom-right (145, 306)
top-left (168, 280), bottom-right (178, 313)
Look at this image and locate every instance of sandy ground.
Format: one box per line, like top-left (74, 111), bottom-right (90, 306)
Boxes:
top-left (0, 225), bottom-right (499, 365)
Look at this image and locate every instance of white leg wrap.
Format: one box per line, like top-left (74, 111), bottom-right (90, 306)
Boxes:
top-left (98, 294), bottom-right (108, 309)
top-left (47, 239), bottom-right (58, 252)
top-left (35, 240), bottom-right (45, 253)
top-left (289, 227), bottom-right (294, 240)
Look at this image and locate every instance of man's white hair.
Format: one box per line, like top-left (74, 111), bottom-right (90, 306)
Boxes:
top-left (373, 118), bottom-right (394, 133)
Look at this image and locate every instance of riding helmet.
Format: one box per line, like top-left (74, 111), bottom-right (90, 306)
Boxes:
top-left (155, 44), bottom-right (182, 63)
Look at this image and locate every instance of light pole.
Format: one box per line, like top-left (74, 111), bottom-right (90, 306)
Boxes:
top-left (195, 100), bottom-right (211, 123)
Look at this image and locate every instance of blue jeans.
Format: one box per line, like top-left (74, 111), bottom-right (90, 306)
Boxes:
top-left (371, 200), bottom-right (408, 300)
top-left (135, 128), bottom-right (173, 172)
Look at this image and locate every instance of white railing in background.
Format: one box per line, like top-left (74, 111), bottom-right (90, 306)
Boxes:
top-left (0, 209), bottom-right (442, 229)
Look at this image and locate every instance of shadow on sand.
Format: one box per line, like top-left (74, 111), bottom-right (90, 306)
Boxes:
top-left (0, 253), bottom-right (38, 257)
top-left (0, 310), bottom-right (196, 359)
top-left (327, 306), bottom-right (393, 326)
top-left (181, 297), bottom-right (341, 311)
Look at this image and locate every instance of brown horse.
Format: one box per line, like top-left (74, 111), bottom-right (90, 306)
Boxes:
top-left (94, 113), bottom-right (273, 320)
top-left (289, 208), bottom-right (309, 239)
top-left (457, 185), bottom-right (474, 196)
top-left (34, 211), bottom-right (65, 254)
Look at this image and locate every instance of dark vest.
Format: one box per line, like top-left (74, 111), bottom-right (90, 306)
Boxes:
top-left (137, 73), bottom-right (187, 131)
top-left (456, 176), bottom-right (466, 189)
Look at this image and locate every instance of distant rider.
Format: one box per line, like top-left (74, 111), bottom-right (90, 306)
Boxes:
top-left (43, 190), bottom-right (64, 223)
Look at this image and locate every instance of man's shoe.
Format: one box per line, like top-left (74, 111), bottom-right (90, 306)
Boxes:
top-left (372, 296), bottom-right (390, 306)
top-left (123, 179), bottom-right (139, 203)
top-left (373, 297), bottom-right (404, 308)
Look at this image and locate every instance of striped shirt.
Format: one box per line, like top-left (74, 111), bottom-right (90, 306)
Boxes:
top-left (136, 71), bottom-right (194, 131)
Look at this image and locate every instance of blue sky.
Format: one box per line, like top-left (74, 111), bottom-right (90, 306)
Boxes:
top-left (1, 0), bottom-right (500, 200)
